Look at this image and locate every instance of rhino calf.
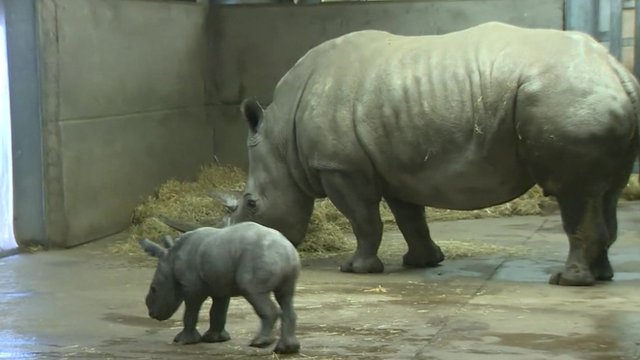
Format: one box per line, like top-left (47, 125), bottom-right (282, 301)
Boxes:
top-left (139, 222), bottom-right (301, 354)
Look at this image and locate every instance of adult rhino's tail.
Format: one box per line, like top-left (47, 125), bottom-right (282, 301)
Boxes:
top-left (608, 56), bottom-right (640, 181)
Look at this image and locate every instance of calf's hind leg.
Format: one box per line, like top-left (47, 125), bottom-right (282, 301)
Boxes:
top-left (550, 194), bottom-right (610, 286)
top-left (273, 277), bottom-right (300, 354)
top-left (384, 196), bottom-right (444, 268)
top-left (244, 292), bottom-right (279, 348)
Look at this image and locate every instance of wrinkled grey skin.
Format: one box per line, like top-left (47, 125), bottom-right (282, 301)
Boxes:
top-left (139, 222), bottom-right (301, 354)
top-left (226, 22), bottom-right (640, 286)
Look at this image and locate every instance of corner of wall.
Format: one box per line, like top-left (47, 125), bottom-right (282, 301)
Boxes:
top-left (35, 0), bottom-right (69, 247)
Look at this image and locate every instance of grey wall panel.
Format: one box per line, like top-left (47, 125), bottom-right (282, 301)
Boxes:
top-left (28, 0), bottom-right (565, 246)
top-left (34, 0), bottom-right (211, 247)
top-left (207, 0), bottom-right (564, 168)
top-left (4, 0), bottom-right (47, 246)
top-left (207, 0), bottom-right (564, 106)
top-left (59, 108), bottom-right (212, 245)
top-left (55, 0), bottom-right (207, 120)
top-left (211, 105), bottom-right (248, 169)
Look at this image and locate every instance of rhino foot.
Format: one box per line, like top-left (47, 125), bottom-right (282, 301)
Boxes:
top-left (549, 265), bottom-right (596, 286)
top-left (340, 255), bottom-right (384, 273)
top-left (403, 245), bottom-right (444, 268)
top-left (593, 268), bottom-right (614, 282)
top-left (591, 257), bottom-right (614, 281)
top-left (250, 335), bottom-right (276, 348)
top-left (274, 338), bottom-right (300, 354)
top-left (173, 329), bottom-right (202, 345)
top-left (202, 329), bottom-right (231, 343)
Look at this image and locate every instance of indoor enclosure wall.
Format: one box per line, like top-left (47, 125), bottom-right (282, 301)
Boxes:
top-left (9, 0), bottom-right (564, 248)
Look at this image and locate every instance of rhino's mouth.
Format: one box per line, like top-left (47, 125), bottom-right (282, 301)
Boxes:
top-left (148, 308), bottom-right (173, 321)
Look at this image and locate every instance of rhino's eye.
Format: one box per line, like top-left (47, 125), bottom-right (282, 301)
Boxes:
top-left (247, 199), bottom-right (257, 209)
top-left (150, 286), bottom-right (157, 294)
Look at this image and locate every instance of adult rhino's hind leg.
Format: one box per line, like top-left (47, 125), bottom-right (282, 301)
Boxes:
top-left (320, 171), bottom-right (384, 273)
top-left (592, 187), bottom-right (624, 281)
top-left (550, 194), bottom-right (610, 286)
top-left (384, 196), bottom-right (444, 268)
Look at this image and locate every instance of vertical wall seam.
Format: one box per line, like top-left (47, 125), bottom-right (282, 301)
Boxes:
top-left (37, 0), bottom-right (68, 247)
top-left (202, 6), bottom-right (216, 161)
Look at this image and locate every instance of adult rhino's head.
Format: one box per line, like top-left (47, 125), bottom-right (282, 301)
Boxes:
top-left (226, 98), bottom-right (314, 246)
top-left (139, 236), bottom-right (183, 321)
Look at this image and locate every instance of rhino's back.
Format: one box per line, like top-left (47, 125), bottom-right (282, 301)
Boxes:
top-left (185, 224), bottom-right (299, 294)
top-left (192, 223), bottom-right (297, 261)
top-left (272, 22), bottom-right (629, 209)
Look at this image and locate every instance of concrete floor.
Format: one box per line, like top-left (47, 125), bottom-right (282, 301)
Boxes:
top-left (2, 203), bottom-right (640, 360)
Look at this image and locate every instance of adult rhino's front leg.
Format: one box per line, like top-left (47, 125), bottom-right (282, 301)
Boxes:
top-left (320, 171), bottom-right (384, 273)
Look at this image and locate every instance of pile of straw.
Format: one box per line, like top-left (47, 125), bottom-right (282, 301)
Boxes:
top-left (115, 163), bottom-right (639, 258)
top-left (112, 165), bottom-right (245, 254)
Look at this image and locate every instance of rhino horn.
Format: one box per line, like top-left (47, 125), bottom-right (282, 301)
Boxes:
top-left (208, 190), bottom-right (241, 212)
top-left (139, 238), bottom-right (167, 258)
top-left (158, 216), bottom-right (201, 233)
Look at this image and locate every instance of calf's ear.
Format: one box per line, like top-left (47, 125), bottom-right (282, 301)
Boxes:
top-left (161, 235), bottom-right (174, 249)
top-left (139, 238), bottom-right (168, 258)
top-left (241, 98), bottom-right (263, 134)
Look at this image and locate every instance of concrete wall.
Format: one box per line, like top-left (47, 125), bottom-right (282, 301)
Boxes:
top-left (29, 0), bottom-right (564, 248)
top-left (207, 0), bottom-right (565, 168)
top-left (5, 0), bottom-right (47, 247)
top-left (36, 0), bottom-right (212, 247)
top-left (622, 5), bottom-right (636, 72)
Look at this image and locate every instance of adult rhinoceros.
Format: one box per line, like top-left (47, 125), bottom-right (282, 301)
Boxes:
top-left (215, 22), bottom-right (640, 286)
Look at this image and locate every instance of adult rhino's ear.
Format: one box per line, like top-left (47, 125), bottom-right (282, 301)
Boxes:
top-left (209, 190), bottom-right (241, 212)
top-left (241, 98), bottom-right (263, 134)
top-left (139, 238), bottom-right (167, 258)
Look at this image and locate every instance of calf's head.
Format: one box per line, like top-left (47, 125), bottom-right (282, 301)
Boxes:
top-left (227, 99), bottom-right (314, 246)
top-left (139, 236), bottom-right (183, 321)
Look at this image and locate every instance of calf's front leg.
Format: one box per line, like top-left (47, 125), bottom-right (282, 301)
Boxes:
top-left (173, 296), bottom-right (205, 344)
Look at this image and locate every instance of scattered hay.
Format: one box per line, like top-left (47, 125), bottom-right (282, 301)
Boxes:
top-left (112, 164), bottom-right (245, 255)
top-left (116, 162), bottom-right (639, 259)
top-left (314, 185), bottom-right (554, 231)
top-left (426, 186), bottom-right (556, 222)
top-left (363, 285), bottom-right (388, 293)
top-left (110, 218), bottom-right (179, 256)
top-left (439, 240), bottom-right (528, 259)
top-left (17, 243), bottom-right (45, 254)
top-left (288, 185), bottom-right (555, 255)
top-left (299, 199), bottom-right (352, 254)
top-left (621, 174), bottom-right (640, 201)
